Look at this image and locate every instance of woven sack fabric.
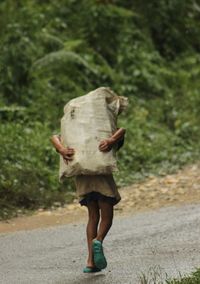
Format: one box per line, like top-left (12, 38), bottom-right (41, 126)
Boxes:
top-left (59, 87), bottom-right (128, 180)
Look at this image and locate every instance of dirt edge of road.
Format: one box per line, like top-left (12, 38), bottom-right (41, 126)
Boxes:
top-left (0, 163), bottom-right (200, 234)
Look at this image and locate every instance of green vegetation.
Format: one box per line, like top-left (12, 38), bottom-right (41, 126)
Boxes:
top-left (1, 0), bottom-right (200, 219)
top-left (139, 267), bottom-right (200, 284)
top-left (167, 268), bottom-right (200, 284)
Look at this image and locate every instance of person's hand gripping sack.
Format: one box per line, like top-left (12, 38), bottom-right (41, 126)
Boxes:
top-left (50, 135), bottom-right (75, 164)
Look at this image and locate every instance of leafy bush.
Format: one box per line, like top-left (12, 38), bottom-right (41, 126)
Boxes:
top-left (0, 121), bottom-right (74, 219)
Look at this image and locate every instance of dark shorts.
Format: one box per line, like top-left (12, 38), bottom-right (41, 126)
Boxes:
top-left (79, 191), bottom-right (118, 207)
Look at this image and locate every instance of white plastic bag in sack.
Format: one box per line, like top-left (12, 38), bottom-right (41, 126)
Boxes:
top-left (59, 87), bottom-right (128, 180)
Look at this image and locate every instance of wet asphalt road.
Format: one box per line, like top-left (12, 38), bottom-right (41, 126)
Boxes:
top-left (1, 203), bottom-right (200, 284)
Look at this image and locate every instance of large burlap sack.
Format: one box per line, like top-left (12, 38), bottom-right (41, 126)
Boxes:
top-left (59, 87), bottom-right (128, 181)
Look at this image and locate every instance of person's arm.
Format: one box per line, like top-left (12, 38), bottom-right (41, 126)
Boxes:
top-left (99, 128), bottom-right (126, 152)
top-left (50, 135), bottom-right (75, 163)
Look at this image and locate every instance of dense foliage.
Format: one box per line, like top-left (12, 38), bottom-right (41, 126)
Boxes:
top-left (1, 0), bottom-right (200, 219)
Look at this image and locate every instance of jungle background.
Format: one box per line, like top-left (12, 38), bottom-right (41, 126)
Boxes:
top-left (0, 0), bottom-right (200, 219)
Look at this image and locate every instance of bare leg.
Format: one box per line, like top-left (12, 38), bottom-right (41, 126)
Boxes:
top-left (86, 201), bottom-right (100, 267)
top-left (96, 200), bottom-right (114, 243)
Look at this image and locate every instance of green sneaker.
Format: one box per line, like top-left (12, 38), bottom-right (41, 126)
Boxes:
top-left (92, 240), bottom-right (107, 270)
top-left (83, 266), bottom-right (101, 273)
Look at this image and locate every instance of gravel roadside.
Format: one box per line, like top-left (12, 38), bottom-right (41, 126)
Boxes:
top-left (0, 163), bottom-right (200, 234)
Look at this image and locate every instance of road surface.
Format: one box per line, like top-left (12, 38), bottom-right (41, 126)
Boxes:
top-left (1, 203), bottom-right (200, 284)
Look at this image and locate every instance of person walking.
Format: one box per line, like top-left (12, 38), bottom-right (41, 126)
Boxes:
top-left (50, 93), bottom-right (126, 273)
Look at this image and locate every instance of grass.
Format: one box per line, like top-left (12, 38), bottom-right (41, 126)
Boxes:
top-left (167, 269), bottom-right (200, 284)
top-left (138, 267), bottom-right (200, 284)
top-left (139, 265), bottom-right (168, 284)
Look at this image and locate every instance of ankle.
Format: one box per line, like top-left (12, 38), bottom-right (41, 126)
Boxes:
top-left (96, 237), bottom-right (103, 243)
top-left (87, 259), bottom-right (95, 267)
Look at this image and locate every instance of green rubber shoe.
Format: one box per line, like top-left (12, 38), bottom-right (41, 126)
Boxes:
top-left (92, 240), bottom-right (107, 270)
top-left (83, 266), bottom-right (101, 273)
